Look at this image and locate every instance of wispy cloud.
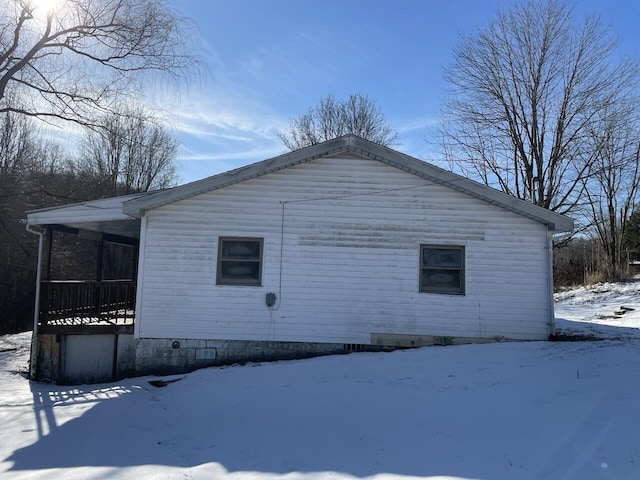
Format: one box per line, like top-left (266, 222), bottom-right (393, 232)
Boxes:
top-left (175, 141), bottom-right (285, 185)
top-left (160, 87), bottom-right (291, 183)
top-left (170, 88), bottom-right (287, 134)
top-left (396, 114), bottom-right (441, 134)
top-left (178, 143), bottom-right (285, 163)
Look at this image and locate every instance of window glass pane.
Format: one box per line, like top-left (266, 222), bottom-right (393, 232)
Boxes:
top-left (217, 237), bottom-right (263, 286)
top-left (422, 269), bottom-right (461, 291)
top-left (222, 240), bottom-right (260, 259)
top-left (220, 261), bottom-right (260, 282)
top-left (422, 248), bottom-right (461, 268)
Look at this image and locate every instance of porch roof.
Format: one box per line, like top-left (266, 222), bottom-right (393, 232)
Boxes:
top-left (26, 193), bottom-right (152, 240)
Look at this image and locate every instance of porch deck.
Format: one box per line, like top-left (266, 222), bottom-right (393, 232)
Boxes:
top-left (38, 280), bottom-right (135, 334)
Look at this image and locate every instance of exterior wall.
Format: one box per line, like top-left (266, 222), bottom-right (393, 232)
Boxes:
top-left (35, 334), bottom-right (60, 382)
top-left (136, 155), bottom-right (552, 346)
top-left (134, 338), bottom-right (354, 376)
top-left (116, 334), bottom-right (137, 379)
top-left (33, 332), bottom-right (136, 384)
top-left (34, 332), bottom-right (508, 384)
top-left (60, 334), bottom-right (116, 384)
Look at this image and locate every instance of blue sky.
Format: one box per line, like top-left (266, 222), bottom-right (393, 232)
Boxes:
top-left (167, 0), bottom-right (640, 184)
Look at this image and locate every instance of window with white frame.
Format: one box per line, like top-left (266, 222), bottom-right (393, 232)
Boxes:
top-left (419, 245), bottom-right (465, 294)
top-left (216, 237), bottom-right (263, 286)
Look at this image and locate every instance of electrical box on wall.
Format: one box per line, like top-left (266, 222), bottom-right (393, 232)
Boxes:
top-left (265, 292), bottom-right (276, 307)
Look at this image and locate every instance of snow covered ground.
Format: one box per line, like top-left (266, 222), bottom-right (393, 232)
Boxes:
top-left (1, 281), bottom-right (640, 480)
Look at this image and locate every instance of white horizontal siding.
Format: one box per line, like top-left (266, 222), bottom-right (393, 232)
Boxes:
top-left (136, 155), bottom-right (551, 343)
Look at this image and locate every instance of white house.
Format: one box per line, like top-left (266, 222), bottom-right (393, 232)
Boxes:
top-left (26, 135), bottom-right (573, 384)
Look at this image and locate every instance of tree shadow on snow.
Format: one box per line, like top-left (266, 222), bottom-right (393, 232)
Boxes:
top-left (7, 381), bottom-right (170, 471)
top-left (2, 365), bottom-right (523, 478)
top-left (8, 373), bottom-right (477, 477)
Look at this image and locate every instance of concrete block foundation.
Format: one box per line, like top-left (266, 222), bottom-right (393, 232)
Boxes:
top-left (32, 334), bottom-right (392, 383)
top-left (133, 338), bottom-right (368, 377)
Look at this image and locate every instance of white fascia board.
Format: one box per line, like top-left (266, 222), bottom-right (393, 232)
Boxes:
top-left (26, 193), bottom-right (146, 226)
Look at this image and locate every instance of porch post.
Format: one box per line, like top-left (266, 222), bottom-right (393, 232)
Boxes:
top-left (132, 242), bottom-right (139, 281)
top-left (45, 226), bottom-right (53, 281)
top-left (25, 223), bottom-right (45, 380)
top-left (96, 236), bottom-right (104, 282)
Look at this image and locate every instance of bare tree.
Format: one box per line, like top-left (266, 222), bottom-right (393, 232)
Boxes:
top-left (0, 110), bottom-right (70, 333)
top-left (0, 109), bottom-right (37, 179)
top-left (0, 0), bottom-right (196, 127)
top-left (80, 105), bottom-right (177, 196)
top-left (0, 110), bottom-right (38, 238)
top-left (581, 101), bottom-right (640, 279)
top-left (279, 93), bottom-right (398, 150)
top-left (441, 0), bottom-right (638, 214)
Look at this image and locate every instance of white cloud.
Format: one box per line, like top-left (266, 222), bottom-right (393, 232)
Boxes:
top-left (168, 88), bottom-right (288, 136)
top-left (396, 114), bottom-right (441, 134)
top-left (174, 140), bottom-right (286, 185)
top-left (161, 87), bottom-right (292, 183)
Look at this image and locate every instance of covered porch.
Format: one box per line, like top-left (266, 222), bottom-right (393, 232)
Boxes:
top-left (27, 194), bottom-right (145, 335)
top-left (26, 194), bottom-right (149, 384)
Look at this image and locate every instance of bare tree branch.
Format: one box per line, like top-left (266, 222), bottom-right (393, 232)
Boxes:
top-left (579, 99), bottom-right (640, 279)
top-left (78, 104), bottom-right (177, 196)
top-left (0, 0), bottom-right (199, 126)
top-left (441, 0), bottom-right (639, 216)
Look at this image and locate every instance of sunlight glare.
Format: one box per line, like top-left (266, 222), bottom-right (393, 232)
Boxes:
top-left (30, 0), bottom-right (60, 15)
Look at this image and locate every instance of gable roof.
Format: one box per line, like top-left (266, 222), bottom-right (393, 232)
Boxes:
top-left (123, 135), bottom-right (573, 233)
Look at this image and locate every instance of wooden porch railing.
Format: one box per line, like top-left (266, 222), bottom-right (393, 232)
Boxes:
top-left (39, 280), bottom-right (136, 331)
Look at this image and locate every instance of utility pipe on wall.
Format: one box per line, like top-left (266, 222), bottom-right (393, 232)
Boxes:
top-left (547, 230), bottom-right (556, 337)
top-left (24, 221), bottom-right (44, 380)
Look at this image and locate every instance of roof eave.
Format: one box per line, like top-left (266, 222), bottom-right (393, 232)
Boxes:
top-left (122, 138), bottom-right (357, 217)
top-left (122, 135), bottom-right (574, 234)
top-left (345, 136), bottom-right (574, 233)
top-left (26, 193), bottom-right (148, 227)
